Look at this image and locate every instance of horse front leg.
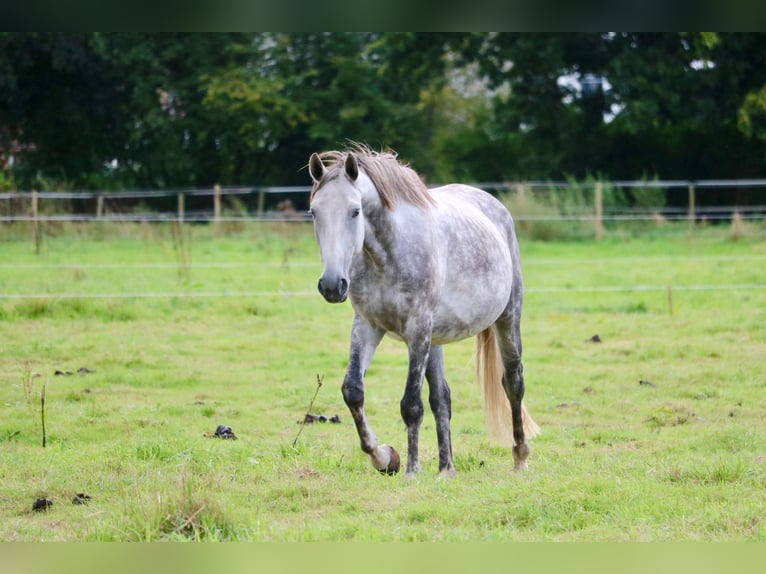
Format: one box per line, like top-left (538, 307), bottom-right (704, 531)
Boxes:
top-left (400, 329), bottom-right (432, 477)
top-left (341, 315), bottom-right (399, 474)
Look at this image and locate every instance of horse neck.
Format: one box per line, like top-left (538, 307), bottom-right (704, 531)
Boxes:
top-left (356, 203), bottom-right (388, 270)
top-left (356, 179), bottom-right (394, 269)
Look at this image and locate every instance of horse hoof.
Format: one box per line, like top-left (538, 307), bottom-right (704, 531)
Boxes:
top-left (438, 467), bottom-right (457, 480)
top-left (512, 443), bottom-right (529, 471)
top-left (376, 445), bottom-right (400, 475)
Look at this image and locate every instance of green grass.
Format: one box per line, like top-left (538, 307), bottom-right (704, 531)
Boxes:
top-left (1, 221), bottom-right (765, 541)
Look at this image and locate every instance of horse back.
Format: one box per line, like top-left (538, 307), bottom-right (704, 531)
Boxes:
top-left (430, 184), bottom-right (519, 248)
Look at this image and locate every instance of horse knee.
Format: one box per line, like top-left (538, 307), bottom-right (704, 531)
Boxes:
top-left (400, 398), bottom-right (424, 427)
top-left (342, 379), bottom-right (364, 409)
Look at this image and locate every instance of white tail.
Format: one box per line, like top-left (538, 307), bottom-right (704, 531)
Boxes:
top-left (476, 328), bottom-right (540, 446)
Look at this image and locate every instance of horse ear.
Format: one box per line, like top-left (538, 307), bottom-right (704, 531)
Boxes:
top-left (345, 153), bottom-right (359, 182)
top-left (308, 153), bottom-right (325, 182)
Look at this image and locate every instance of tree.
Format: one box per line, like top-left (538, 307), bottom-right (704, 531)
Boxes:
top-left (94, 33), bottom-right (252, 188)
top-left (200, 33), bottom-right (456, 185)
top-left (3, 32), bottom-right (766, 196)
top-left (439, 33), bottom-right (766, 186)
top-left (0, 33), bottom-right (126, 187)
top-left (0, 33), bottom-right (251, 188)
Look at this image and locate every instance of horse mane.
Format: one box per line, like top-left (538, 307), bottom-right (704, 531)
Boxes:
top-left (310, 143), bottom-right (436, 210)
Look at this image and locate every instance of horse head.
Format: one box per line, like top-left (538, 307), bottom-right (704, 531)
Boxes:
top-left (308, 152), bottom-right (365, 303)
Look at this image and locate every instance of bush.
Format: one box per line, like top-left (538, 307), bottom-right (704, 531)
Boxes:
top-left (0, 170), bottom-right (16, 191)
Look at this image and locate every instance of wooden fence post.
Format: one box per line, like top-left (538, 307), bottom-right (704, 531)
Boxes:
top-left (257, 189), bottom-right (266, 216)
top-left (177, 192), bottom-right (185, 223)
top-left (594, 180), bottom-right (603, 241)
top-left (31, 190), bottom-right (40, 255)
top-left (96, 194), bottom-right (104, 219)
top-left (213, 184), bottom-right (221, 235)
top-left (688, 184), bottom-right (696, 227)
top-left (515, 183), bottom-right (526, 205)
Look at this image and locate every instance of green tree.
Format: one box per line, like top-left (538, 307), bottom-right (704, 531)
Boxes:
top-left (0, 33), bottom-right (251, 189)
top-left (442, 32), bottom-right (766, 186)
top-left (200, 33), bottom-right (456, 185)
top-left (95, 32), bottom-right (252, 188)
top-left (0, 33), bottom-right (125, 187)
top-left (4, 32), bottom-right (766, 196)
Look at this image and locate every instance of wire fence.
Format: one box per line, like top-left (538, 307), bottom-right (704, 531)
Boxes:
top-left (2, 181), bottom-right (764, 319)
top-left (2, 179), bottom-right (766, 225)
top-left (3, 254), bottom-right (766, 300)
top-left (3, 284), bottom-right (765, 301)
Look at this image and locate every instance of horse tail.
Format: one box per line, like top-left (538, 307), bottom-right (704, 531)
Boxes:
top-left (476, 327), bottom-right (540, 446)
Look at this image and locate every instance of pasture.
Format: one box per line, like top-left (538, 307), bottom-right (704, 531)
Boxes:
top-left (1, 220), bottom-right (765, 541)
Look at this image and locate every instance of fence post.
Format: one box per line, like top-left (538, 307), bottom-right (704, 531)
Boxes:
top-left (96, 194), bottom-right (104, 219)
top-left (31, 190), bottom-right (40, 255)
top-left (515, 183), bottom-right (526, 205)
top-left (594, 180), bottom-right (603, 241)
top-left (257, 189), bottom-right (266, 216)
top-left (213, 184), bottom-right (221, 235)
top-left (177, 192), bottom-right (185, 223)
top-left (688, 183), bottom-right (696, 227)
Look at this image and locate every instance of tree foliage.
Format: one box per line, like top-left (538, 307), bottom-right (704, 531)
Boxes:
top-left (1, 32), bottom-right (766, 194)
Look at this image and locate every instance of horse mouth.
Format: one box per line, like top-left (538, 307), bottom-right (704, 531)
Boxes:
top-left (322, 292), bottom-right (348, 304)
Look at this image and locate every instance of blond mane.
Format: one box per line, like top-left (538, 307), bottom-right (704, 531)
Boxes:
top-left (310, 143), bottom-right (435, 209)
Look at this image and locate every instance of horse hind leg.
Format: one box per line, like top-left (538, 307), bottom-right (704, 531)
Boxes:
top-left (478, 321), bottom-right (539, 471)
top-left (506, 357), bottom-right (531, 470)
top-left (494, 317), bottom-right (539, 471)
top-left (425, 345), bottom-right (456, 478)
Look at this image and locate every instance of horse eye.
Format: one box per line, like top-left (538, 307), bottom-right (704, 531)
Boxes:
top-left (351, 207), bottom-right (361, 218)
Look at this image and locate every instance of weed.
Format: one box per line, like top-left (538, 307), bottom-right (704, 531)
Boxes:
top-left (645, 405), bottom-right (695, 430)
top-left (169, 221), bottom-right (192, 284)
top-left (117, 470), bottom-right (240, 541)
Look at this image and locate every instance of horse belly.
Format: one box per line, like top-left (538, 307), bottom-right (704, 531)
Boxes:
top-left (431, 280), bottom-right (512, 344)
top-left (430, 229), bottom-right (514, 345)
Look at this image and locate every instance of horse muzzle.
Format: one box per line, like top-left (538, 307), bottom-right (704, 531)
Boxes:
top-left (317, 276), bottom-right (349, 303)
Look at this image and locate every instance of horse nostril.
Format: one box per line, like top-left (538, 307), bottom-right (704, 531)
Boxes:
top-left (339, 278), bottom-right (349, 295)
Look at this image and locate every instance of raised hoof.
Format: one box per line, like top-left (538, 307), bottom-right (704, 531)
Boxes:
top-left (376, 445), bottom-right (400, 475)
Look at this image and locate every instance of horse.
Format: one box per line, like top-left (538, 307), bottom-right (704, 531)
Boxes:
top-left (307, 144), bottom-right (539, 478)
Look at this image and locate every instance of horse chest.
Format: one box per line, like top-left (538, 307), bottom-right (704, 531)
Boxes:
top-left (349, 263), bottom-right (432, 334)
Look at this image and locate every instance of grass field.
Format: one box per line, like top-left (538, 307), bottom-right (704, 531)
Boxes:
top-left (1, 220), bottom-right (765, 541)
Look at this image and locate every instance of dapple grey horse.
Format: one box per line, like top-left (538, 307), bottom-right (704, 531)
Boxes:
top-left (308, 144), bottom-right (538, 477)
